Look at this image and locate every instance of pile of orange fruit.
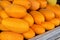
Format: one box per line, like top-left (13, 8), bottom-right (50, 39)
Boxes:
top-left (0, 0), bottom-right (60, 40)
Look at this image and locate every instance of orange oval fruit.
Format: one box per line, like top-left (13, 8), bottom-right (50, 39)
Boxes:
top-left (23, 13), bottom-right (34, 26)
top-left (22, 28), bottom-right (35, 39)
top-left (39, 9), bottom-right (55, 21)
top-left (5, 4), bottom-right (27, 18)
top-left (30, 11), bottom-right (45, 24)
top-left (37, 0), bottom-right (47, 8)
top-left (0, 32), bottom-right (24, 40)
top-left (2, 18), bottom-right (29, 33)
top-left (49, 18), bottom-right (60, 26)
top-left (46, 5), bottom-right (60, 18)
top-left (0, 1), bottom-right (11, 8)
top-left (41, 22), bottom-right (55, 30)
top-left (29, 0), bottom-right (40, 10)
top-left (13, 0), bottom-right (31, 9)
top-left (31, 24), bottom-right (45, 34)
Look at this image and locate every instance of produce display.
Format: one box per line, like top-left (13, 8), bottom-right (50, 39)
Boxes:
top-left (0, 0), bottom-right (60, 40)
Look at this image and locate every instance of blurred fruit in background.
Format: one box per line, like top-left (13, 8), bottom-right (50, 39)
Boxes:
top-left (47, 0), bottom-right (57, 5)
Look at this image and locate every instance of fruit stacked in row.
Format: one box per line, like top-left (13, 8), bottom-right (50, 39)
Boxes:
top-left (0, 0), bottom-right (60, 40)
